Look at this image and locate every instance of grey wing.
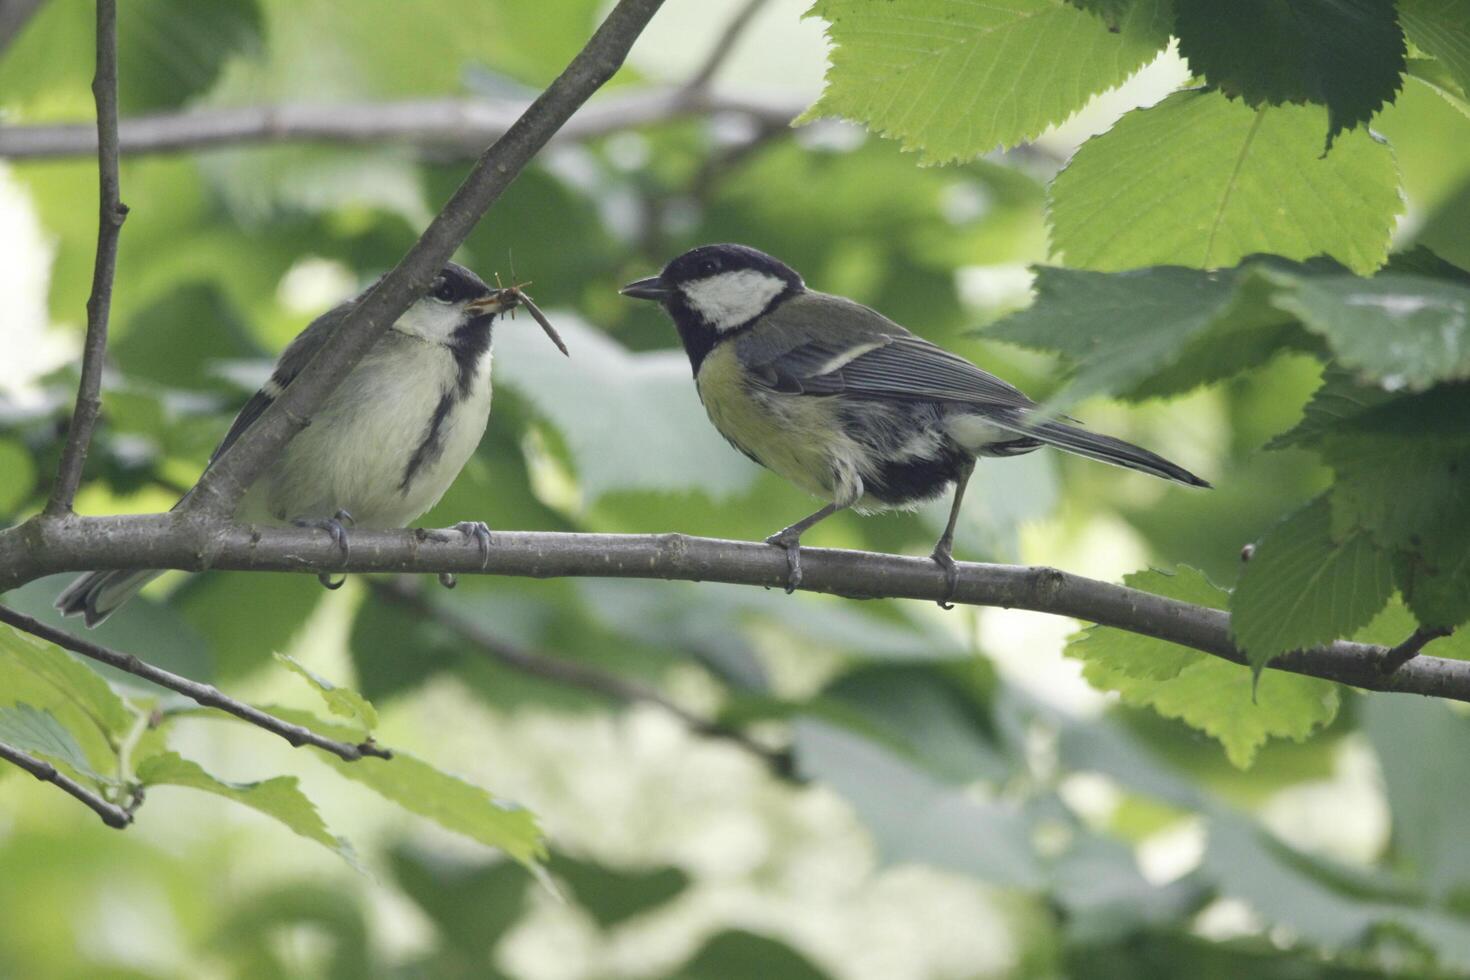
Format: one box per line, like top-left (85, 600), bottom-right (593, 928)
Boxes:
top-left (737, 292), bottom-right (1035, 409)
top-left (206, 301), bottom-right (351, 466)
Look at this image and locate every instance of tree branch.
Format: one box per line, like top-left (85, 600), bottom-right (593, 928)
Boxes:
top-left (372, 578), bottom-right (792, 776)
top-left (2, 517), bottom-right (1466, 705)
top-left (0, 604), bottom-right (390, 762)
top-left (0, 737), bottom-right (134, 828)
top-left (683, 0), bottom-right (770, 93)
top-left (174, 0), bottom-right (669, 521)
top-left (0, 88), bottom-right (805, 161)
top-left (1380, 626), bottom-right (1454, 675)
top-left (45, 0), bottom-right (126, 516)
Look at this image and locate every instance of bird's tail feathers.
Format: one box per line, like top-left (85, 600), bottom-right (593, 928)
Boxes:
top-left (54, 569), bottom-right (161, 627)
top-left (1001, 416), bottom-right (1210, 488)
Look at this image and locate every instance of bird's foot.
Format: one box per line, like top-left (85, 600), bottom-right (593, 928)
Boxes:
top-left (295, 510), bottom-right (353, 589)
top-left (764, 530), bottom-right (804, 594)
top-left (418, 520), bottom-right (493, 569)
top-left (930, 544), bottom-right (960, 610)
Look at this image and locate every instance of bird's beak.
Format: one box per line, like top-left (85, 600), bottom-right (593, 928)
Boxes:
top-left (466, 293), bottom-right (519, 317)
top-left (620, 275), bottom-right (671, 301)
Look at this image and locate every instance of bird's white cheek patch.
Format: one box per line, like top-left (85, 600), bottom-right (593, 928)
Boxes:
top-left (395, 301), bottom-right (465, 344)
top-left (682, 270), bottom-right (787, 331)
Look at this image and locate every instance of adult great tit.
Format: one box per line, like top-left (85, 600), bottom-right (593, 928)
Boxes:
top-left (57, 262), bottom-right (568, 626)
top-left (622, 244), bottom-right (1209, 599)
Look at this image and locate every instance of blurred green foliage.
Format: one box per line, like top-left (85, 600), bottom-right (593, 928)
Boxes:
top-left (4, 0), bottom-right (1470, 977)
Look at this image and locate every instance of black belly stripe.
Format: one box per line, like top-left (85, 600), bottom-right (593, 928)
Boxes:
top-left (400, 391), bottom-right (456, 493)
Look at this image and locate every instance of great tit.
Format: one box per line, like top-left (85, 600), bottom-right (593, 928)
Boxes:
top-left (622, 244), bottom-right (1209, 598)
top-left (57, 262), bottom-right (567, 626)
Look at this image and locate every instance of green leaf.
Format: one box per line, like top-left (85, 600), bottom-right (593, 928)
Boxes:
top-left (1406, 56), bottom-right (1470, 118)
top-left (1267, 366), bottom-right (1395, 450)
top-left (273, 654), bottom-right (378, 737)
top-left (1173, 0), bottom-right (1405, 147)
top-left (0, 0), bottom-right (264, 116)
top-left (388, 846), bottom-right (532, 957)
top-left (0, 623), bottom-right (132, 736)
top-left (1068, 567), bottom-right (1340, 768)
top-left (136, 751), bottom-right (354, 862)
top-left (987, 260), bottom-right (1309, 407)
top-left (268, 708), bottom-right (545, 869)
top-left (1316, 396), bottom-right (1470, 628)
top-left (1400, 0), bottom-right (1470, 100)
top-left (545, 854), bottom-right (690, 928)
top-left (802, 0), bottom-right (1171, 163)
top-left (1064, 0), bottom-right (1140, 30)
top-left (1268, 272), bottom-right (1470, 390)
top-left (1048, 90), bottom-right (1402, 273)
top-left (0, 439), bottom-right (37, 515)
top-left (678, 930), bottom-right (832, 980)
top-left (0, 704), bottom-right (112, 785)
top-left (1232, 496), bottom-right (1395, 669)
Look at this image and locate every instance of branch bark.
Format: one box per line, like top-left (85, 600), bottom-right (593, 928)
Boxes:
top-left (0, 604), bottom-right (390, 762)
top-left (175, 0), bottom-right (668, 520)
top-left (0, 737), bottom-right (134, 828)
top-left (2, 516), bottom-right (1466, 705)
top-left (0, 88), bottom-right (804, 160)
top-left (45, 0), bottom-right (126, 516)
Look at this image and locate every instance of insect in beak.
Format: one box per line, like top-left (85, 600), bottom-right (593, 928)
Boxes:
top-left (480, 281), bottom-right (569, 357)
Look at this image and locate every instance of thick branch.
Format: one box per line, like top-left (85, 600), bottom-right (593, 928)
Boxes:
top-left (0, 737), bottom-right (133, 828)
top-left (0, 88), bottom-right (803, 161)
top-left (46, 0), bottom-right (126, 516)
top-left (3, 516), bottom-right (1466, 704)
top-left (0, 604), bottom-right (389, 762)
top-left (179, 0), bottom-right (668, 520)
top-left (373, 579), bottom-right (791, 775)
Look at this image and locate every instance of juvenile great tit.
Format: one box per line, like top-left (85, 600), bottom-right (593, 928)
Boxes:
top-left (57, 262), bottom-right (568, 626)
top-left (622, 244), bottom-right (1209, 599)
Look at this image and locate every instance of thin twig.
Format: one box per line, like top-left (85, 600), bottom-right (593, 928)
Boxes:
top-left (5, 517), bottom-right (1470, 707)
top-left (178, 0), bottom-right (670, 522)
top-left (684, 0), bottom-right (771, 93)
top-left (0, 89), bottom-right (805, 161)
top-left (373, 578), bottom-right (793, 776)
top-left (0, 737), bottom-right (133, 828)
top-left (45, 0), bottom-right (127, 516)
top-left (1380, 626), bottom-right (1454, 675)
top-left (0, 605), bottom-right (390, 762)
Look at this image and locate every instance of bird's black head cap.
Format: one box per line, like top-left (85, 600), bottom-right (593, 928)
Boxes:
top-left (623, 244), bottom-right (804, 374)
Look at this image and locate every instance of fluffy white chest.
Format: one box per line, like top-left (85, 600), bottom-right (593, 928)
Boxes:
top-left (245, 334), bottom-right (492, 528)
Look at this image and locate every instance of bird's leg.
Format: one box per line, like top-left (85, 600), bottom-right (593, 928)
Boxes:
top-left (417, 521), bottom-right (494, 589)
top-left (764, 503), bottom-right (843, 594)
top-left (294, 509), bottom-right (353, 590)
top-left (931, 461), bottom-right (975, 610)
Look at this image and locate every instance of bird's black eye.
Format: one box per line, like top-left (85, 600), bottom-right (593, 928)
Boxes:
top-left (431, 277), bottom-right (456, 303)
top-left (696, 258), bottom-right (718, 277)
